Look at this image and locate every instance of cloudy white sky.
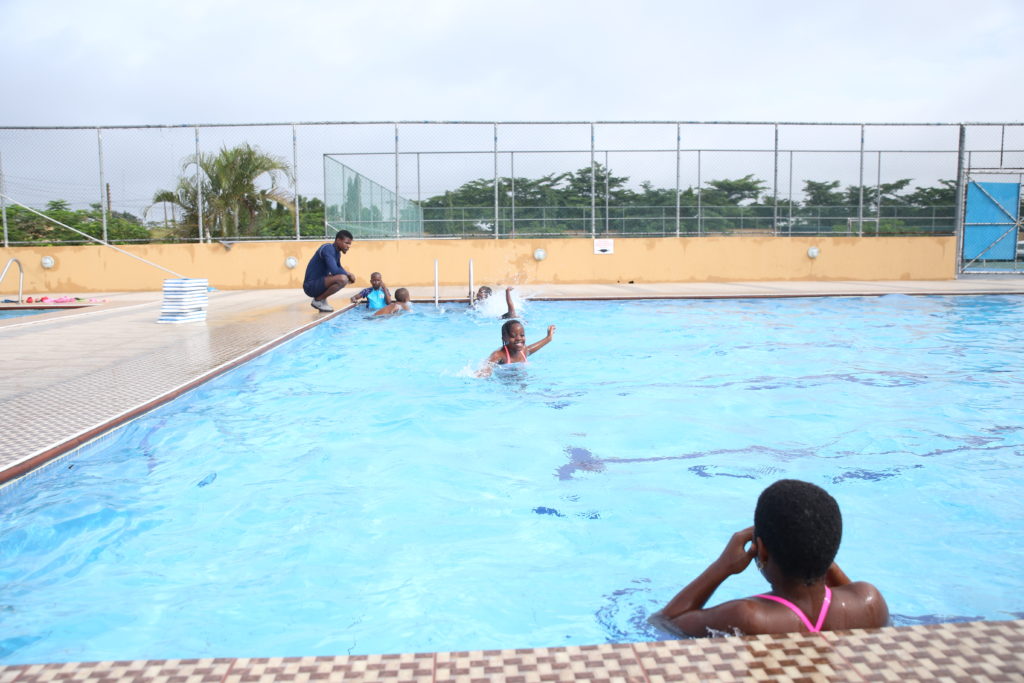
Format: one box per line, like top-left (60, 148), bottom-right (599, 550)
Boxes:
top-left (2, 0), bottom-right (1022, 126)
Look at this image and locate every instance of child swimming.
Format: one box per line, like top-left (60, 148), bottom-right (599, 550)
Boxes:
top-left (477, 319), bottom-right (556, 377)
top-left (473, 286), bottom-right (518, 319)
top-left (373, 287), bottom-right (412, 316)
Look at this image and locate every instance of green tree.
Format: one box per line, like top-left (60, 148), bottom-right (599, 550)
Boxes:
top-left (843, 178), bottom-right (912, 208)
top-left (802, 180), bottom-right (844, 206)
top-left (701, 175), bottom-right (767, 205)
top-left (903, 180), bottom-right (956, 207)
top-left (255, 196), bottom-right (326, 237)
top-left (3, 202), bottom-right (148, 244)
top-left (151, 143), bottom-right (294, 239)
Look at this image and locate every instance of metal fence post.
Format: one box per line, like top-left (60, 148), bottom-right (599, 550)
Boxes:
top-left (953, 124), bottom-right (967, 274)
top-left (321, 152), bottom-right (328, 238)
top-left (675, 123), bottom-right (681, 237)
top-left (195, 127), bottom-right (204, 243)
top-left (788, 149), bottom-right (794, 235)
top-left (857, 124), bottom-right (865, 237)
top-left (999, 124), bottom-right (1005, 168)
top-left (293, 125), bottom-right (300, 240)
top-left (510, 151), bottom-right (516, 237)
top-left (604, 150), bottom-right (609, 235)
top-left (493, 122), bottom-right (499, 238)
top-left (590, 122), bottom-right (596, 238)
top-left (696, 150), bottom-right (703, 236)
top-left (0, 147), bottom-right (8, 247)
top-left (97, 128), bottom-right (108, 243)
top-left (875, 151), bottom-right (882, 235)
top-left (394, 123), bottom-right (400, 239)
top-left (772, 124), bottom-right (779, 236)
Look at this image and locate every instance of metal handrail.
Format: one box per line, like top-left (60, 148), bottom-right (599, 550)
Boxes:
top-left (1, 257), bottom-right (24, 304)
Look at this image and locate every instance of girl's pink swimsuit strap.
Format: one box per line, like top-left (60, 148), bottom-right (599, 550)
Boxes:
top-left (754, 585), bottom-right (832, 632)
top-left (503, 346), bottom-right (527, 364)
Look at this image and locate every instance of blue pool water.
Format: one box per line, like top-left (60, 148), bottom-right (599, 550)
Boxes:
top-left (0, 308), bottom-right (55, 320)
top-left (1, 295), bottom-right (1023, 664)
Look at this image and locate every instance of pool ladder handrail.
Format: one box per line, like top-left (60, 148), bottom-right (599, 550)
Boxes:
top-left (1, 257), bottom-right (24, 304)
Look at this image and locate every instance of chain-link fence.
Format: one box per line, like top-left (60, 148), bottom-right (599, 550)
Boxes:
top-left (1, 121), bottom-right (1022, 246)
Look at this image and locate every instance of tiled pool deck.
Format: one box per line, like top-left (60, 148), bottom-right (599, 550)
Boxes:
top-left (2, 279), bottom-right (1024, 681)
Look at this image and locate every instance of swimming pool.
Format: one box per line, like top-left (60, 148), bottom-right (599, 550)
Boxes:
top-left (0, 308), bottom-right (57, 320)
top-left (1, 295), bottom-right (1022, 664)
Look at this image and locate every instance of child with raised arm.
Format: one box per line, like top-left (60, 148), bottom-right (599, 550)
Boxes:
top-left (372, 287), bottom-right (412, 317)
top-left (350, 272), bottom-right (392, 311)
top-left (649, 479), bottom-right (889, 637)
top-left (473, 286), bottom-right (518, 319)
top-left (477, 319), bottom-right (556, 377)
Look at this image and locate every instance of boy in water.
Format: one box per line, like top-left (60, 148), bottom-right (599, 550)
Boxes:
top-left (373, 287), bottom-right (412, 316)
top-left (477, 319), bottom-right (556, 377)
top-left (350, 272), bottom-right (392, 311)
top-left (473, 286), bottom-right (518, 319)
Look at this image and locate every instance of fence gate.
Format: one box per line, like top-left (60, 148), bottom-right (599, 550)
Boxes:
top-left (961, 177), bottom-right (1023, 272)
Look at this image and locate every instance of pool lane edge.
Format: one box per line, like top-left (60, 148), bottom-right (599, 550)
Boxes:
top-left (0, 304), bottom-right (352, 487)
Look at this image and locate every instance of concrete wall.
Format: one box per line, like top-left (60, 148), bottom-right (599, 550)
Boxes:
top-left (1, 235), bottom-right (957, 294)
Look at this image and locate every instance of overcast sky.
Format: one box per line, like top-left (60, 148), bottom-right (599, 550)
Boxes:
top-left (2, 0), bottom-right (1022, 127)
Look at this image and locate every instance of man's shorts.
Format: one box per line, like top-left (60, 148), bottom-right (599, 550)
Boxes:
top-left (302, 278), bottom-right (325, 298)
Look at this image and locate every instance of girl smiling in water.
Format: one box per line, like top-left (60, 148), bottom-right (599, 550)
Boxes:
top-left (477, 319), bottom-right (556, 377)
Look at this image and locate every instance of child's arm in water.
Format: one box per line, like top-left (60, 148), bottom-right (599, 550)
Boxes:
top-left (650, 527), bottom-right (763, 637)
top-left (524, 325), bottom-right (556, 357)
top-left (374, 302), bottom-right (408, 316)
top-left (501, 287), bottom-right (517, 320)
top-left (475, 347), bottom-right (507, 377)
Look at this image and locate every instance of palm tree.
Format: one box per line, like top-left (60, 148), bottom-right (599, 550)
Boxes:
top-left (149, 143), bottom-right (294, 239)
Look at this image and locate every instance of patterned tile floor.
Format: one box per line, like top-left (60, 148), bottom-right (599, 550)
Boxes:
top-left (1, 621), bottom-right (1021, 681)
top-left (2, 279), bottom-right (1024, 681)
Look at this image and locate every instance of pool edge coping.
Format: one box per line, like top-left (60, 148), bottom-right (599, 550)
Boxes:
top-left (0, 303), bottom-right (351, 488)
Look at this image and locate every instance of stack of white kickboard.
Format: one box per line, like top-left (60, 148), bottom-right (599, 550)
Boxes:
top-left (157, 278), bottom-right (209, 323)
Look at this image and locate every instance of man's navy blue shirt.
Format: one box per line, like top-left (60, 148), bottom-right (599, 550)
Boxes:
top-left (303, 243), bottom-right (351, 296)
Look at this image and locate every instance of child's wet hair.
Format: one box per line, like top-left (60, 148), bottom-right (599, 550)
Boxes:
top-left (501, 319), bottom-right (523, 340)
top-left (754, 479), bottom-right (842, 584)
top-left (395, 287), bottom-right (410, 302)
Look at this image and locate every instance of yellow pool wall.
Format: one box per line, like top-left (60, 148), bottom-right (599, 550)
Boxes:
top-left (1, 235), bottom-right (957, 294)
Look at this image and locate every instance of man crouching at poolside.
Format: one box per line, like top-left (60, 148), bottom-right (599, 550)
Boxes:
top-left (303, 230), bottom-right (356, 313)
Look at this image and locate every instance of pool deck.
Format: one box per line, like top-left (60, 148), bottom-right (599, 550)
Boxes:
top-left (2, 277), bottom-right (1024, 681)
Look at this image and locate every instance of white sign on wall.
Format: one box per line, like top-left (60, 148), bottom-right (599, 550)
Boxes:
top-left (594, 238), bottom-right (614, 255)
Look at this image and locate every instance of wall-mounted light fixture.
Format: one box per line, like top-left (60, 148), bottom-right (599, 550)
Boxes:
top-left (533, 248), bottom-right (547, 262)
top-left (41, 255), bottom-right (56, 269)
top-left (285, 257), bottom-right (298, 269)
top-left (807, 246), bottom-right (820, 259)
